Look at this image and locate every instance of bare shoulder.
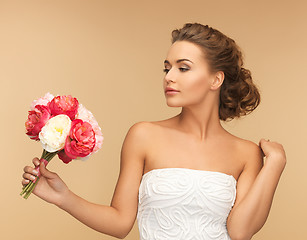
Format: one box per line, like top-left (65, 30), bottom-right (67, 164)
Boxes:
top-left (127, 121), bottom-right (151, 134)
top-left (230, 134), bottom-right (264, 177)
top-left (118, 121), bottom-right (155, 178)
top-left (235, 135), bottom-right (263, 157)
top-left (128, 119), bottom-right (171, 134)
top-left (241, 138), bottom-right (263, 168)
top-left (123, 121), bottom-right (157, 152)
top-left (126, 121), bottom-right (157, 139)
top-left (124, 119), bottom-right (173, 154)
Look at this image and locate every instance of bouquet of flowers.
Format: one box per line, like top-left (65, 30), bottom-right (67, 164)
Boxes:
top-left (20, 93), bottom-right (103, 199)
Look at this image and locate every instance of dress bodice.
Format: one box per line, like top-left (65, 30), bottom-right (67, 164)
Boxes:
top-left (137, 168), bottom-right (237, 240)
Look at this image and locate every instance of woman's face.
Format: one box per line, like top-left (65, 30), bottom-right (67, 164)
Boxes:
top-left (163, 40), bottom-right (219, 107)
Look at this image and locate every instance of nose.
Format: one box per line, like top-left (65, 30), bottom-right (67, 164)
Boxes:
top-left (165, 78), bottom-right (174, 85)
top-left (164, 68), bottom-right (175, 84)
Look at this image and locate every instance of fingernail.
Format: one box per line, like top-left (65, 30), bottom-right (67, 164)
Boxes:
top-left (33, 170), bottom-right (38, 175)
top-left (30, 175), bottom-right (36, 180)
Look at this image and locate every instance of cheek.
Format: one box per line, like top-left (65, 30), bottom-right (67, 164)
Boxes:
top-left (183, 73), bottom-right (211, 97)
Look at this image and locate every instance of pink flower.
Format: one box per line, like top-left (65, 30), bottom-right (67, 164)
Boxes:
top-left (48, 95), bottom-right (79, 120)
top-left (76, 104), bottom-right (104, 154)
top-left (30, 92), bottom-right (54, 110)
top-left (25, 105), bottom-right (51, 141)
top-left (63, 119), bottom-right (96, 160)
top-left (92, 127), bottom-right (103, 153)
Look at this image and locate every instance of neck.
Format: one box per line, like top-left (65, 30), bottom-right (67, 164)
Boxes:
top-left (176, 94), bottom-right (224, 141)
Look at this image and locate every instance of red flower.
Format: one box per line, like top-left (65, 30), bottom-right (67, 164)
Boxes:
top-left (63, 119), bottom-right (96, 160)
top-left (57, 149), bottom-right (73, 164)
top-left (25, 105), bottom-right (51, 141)
top-left (48, 95), bottom-right (79, 120)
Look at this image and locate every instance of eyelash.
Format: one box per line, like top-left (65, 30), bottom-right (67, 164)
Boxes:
top-left (163, 68), bottom-right (189, 73)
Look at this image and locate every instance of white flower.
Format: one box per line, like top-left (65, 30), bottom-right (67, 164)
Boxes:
top-left (39, 114), bottom-right (72, 152)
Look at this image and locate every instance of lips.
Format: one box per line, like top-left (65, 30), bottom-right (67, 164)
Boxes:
top-left (165, 87), bottom-right (179, 93)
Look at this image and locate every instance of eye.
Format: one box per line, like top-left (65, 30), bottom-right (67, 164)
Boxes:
top-left (163, 68), bottom-right (170, 73)
top-left (163, 67), bottom-right (189, 74)
top-left (179, 68), bottom-right (189, 72)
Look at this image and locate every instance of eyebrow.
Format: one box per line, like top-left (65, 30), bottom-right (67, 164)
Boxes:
top-left (164, 59), bottom-right (194, 64)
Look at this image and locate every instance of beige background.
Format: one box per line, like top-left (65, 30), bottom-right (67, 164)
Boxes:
top-left (1, 0), bottom-right (306, 239)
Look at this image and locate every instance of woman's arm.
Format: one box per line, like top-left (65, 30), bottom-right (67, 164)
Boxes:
top-left (22, 121), bottom-right (149, 239)
top-left (226, 139), bottom-right (287, 240)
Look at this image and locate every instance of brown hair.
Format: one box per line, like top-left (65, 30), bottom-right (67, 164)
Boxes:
top-left (171, 23), bottom-right (261, 121)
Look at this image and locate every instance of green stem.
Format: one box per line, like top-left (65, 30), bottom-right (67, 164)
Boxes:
top-left (24, 177), bottom-right (39, 199)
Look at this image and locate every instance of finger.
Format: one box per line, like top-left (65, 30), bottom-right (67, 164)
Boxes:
top-left (259, 138), bottom-right (265, 146)
top-left (259, 138), bottom-right (270, 145)
top-left (258, 139), bottom-right (267, 157)
top-left (22, 172), bottom-right (37, 181)
top-left (22, 179), bottom-right (30, 186)
top-left (260, 147), bottom-right (265, 158)
top-left (32, 157), bottom-right (40, 167)
top-left (23, 166), bottom-right (39, 175)
top-left (39, 162), bottom-right (56, 179)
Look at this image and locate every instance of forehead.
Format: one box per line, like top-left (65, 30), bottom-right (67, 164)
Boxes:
top-left (165, 40), bottom-right (205, 63)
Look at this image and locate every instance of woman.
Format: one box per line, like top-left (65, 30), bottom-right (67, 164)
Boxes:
top-left (22, 23), bottom-right (287, 240)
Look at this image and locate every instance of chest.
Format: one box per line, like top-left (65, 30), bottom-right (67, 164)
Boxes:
top-left (144, 129), bottom-right (244, 180)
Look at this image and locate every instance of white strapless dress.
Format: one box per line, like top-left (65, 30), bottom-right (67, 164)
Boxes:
top-left (137, 168), bottom-right (237, 240)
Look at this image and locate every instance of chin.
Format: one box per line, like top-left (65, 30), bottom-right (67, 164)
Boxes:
top-left (165, 100), bottom-right (183, 108)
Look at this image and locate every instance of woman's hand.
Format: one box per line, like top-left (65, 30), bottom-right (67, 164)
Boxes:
top-left (258, 138), bottom-right (287, 171)
top-left (22, 157), bottom-right (70, 206)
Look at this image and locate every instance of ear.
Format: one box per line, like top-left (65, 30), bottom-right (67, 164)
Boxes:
top-left (210, 71), bottom-right (224, 90)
